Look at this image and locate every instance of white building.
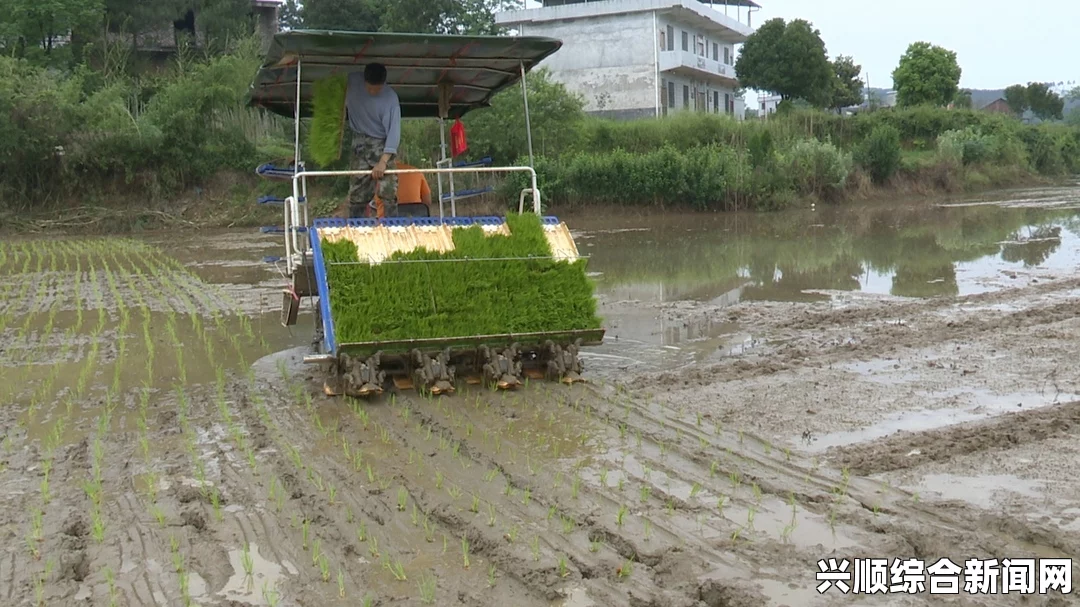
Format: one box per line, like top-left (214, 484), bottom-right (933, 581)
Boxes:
top-left (495, 0), bottom-right (759, 120)
top-left (758, 93), bottom-right (781, 118)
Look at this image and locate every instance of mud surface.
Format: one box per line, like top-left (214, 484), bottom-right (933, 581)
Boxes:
top-left (3, 188), bottom-right (1080, 606)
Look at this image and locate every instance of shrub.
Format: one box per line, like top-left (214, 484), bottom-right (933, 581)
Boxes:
top-left (1061, 130), bottom-right (1080, 174)
top-left (0, 57), bottom-right (81, 205)
top-left (748, 129), bottom-right (776, 168)
top-left (935, 126), bottom-right (1018, 168)
top-left (503, 144), bottom-right (764, 210)
top-left (0, 36), bottom-right (280, 207)
top-left (964, 170), bottom-right (991, 190)
top-left (782, 138), bottom-right (851, 198)
top-left (854, 125), bottom-right (901, 184)
top-left (936, 130), bottom-right (965, 168)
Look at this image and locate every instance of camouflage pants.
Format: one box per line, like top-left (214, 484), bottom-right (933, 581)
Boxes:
top-left (347, 133), bottom-right (398, 218)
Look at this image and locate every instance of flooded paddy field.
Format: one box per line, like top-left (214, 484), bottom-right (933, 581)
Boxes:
top-left (4, 185), bottom-right (1080, 606)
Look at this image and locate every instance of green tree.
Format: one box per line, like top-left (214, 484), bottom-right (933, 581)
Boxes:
top-left (1003, 84), bottom-right (1027, 115)
top-left (828, 55), bottom-right (863, 111)
top-left (953, 88), bottom-right (972, 109)
top-left (296, 0), bottom-right (520, 34)
top-left (279, 0), bottom-right (302, 30)
top-left (466, 67), bottom-right (584, 162)
top-left (735, 18), bottom-right (833, 105)
top-left (381, 0), bottom-right (521, 35)
top-left (104, 0), bottom-right (181, 40)
top-left (892, 42), bottom-right (961, 107)
top-left (1025, 82), bottom-right (1064, 120)
top-left (299, 0), bottom-right (381, 31)
top-left (196, 0), bottom-right (254, 48)
top-left (2, 0), bottom-right (104, 60)
top-left (100, 0), bottom-right (253, 54)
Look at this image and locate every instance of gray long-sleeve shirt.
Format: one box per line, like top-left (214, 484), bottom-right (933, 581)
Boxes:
top-left (345, 71), bottom-right (402, 155)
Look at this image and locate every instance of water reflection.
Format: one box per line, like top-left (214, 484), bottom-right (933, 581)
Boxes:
top-left (577, 187), bottom-right (1080, 305)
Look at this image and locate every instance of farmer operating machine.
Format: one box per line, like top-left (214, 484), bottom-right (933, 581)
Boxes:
top-left (246, 30), bottom-right (604, 396)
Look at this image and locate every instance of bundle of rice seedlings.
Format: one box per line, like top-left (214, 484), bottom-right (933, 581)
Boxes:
top-left (308, 74), bottom-right (348, 167)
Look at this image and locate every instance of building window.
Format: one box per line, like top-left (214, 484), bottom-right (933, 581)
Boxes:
top-left (712, 42), bottom-right (718, 61)
top-left (666, 25), bottom-right (674, 51)
top-left (668, 81), bottom-right (675, 110)
top-left (725, 93), bottom-right (732, 115)
top-left (713, 91), bottom-right (719, 113)
top-left (683, 85), bottom-right (689, 109)
top-left (681, 31), bottom-right (688, 52)
top-left (658, 28), bottom-right (665, 51)
top-left (723, 46), bottom-right (731, 65)
top-left (696, 35), bottom-right (705, 56)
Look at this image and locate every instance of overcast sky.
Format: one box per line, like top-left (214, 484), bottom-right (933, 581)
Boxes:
top-left (522, 0), bottom-right (1078, 100)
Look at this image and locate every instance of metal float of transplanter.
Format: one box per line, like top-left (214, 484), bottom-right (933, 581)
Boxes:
top-left (545, 338), bottom-right (586, 384)
top-left (251, 30), bottom-right (607, 397)
top-left (412, 348), bottom-right (456, 395)
top-left (333, 353), bottom-right (385, 397)
top-left (481, 344), bottom-right (523, 390)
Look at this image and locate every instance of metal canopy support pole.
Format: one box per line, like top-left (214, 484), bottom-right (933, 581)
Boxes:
top-left (449, 153), bottom-right (457, 217)
top-left (285, 56), bottom-right (303, 272)
top-left (520, 61), bottom-right (535, 170)
top-left (437, 118), bottom-right (447, 219)
top-left (292, 57), bottom-right (304, 258)
top-left (437, 82), bottom-right (457, 217)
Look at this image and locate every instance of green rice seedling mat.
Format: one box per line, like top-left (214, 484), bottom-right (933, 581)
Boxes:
top-left (321, 214), bottom-right (602, 349)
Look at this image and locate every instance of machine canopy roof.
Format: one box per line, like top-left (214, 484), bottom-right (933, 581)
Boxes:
top-left (246, 30), bottom-right (562, 119)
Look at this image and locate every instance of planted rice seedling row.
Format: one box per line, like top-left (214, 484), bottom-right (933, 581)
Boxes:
top-left (454, 388), bottom-right (802, 561)
top-left (328, 391), bottom-right (579, 600)
top-left (0, 242), bottom-right (36, 334)
top-left (140, 245), bottom-right (259, 335)
top-left (18, 241), bottom-right (81, 363)
top-left (386, 394), bottom-right (605, 576)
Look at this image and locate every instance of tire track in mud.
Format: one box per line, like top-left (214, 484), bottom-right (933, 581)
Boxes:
top-left (359, 395), bottom-right (651, 605)
top-left (355, 385), bottom-right (858, 607)
top-left (830, 399), bottom-right (1080, 477)
top-left (219, 350), bottom-right (1080, 607)
top-left (218, 356), bottom-right (603, 605)
top-left (662, 275), bottom-right (1080, 392)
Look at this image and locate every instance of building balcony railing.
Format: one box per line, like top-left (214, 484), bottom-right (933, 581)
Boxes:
top-left (659, 49), bottom-right (737, 84)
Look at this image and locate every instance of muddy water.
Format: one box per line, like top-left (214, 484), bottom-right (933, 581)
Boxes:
top-left (4, 186), bottom-right (1080, 607)
top-left (578, 184), bottom-right (1080, 373)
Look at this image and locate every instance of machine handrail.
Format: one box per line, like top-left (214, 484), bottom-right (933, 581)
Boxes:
top-left (295, 165), bottom-right (538, 210)
top-left (283, 166), bottom-right (541, 273)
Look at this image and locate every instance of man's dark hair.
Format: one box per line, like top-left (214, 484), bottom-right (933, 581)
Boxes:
top-left (364, 63), bottom-right (387, 85)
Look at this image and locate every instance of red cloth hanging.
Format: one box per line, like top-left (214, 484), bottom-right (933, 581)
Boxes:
top-left (450, 119), bottom-right (468, 158)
